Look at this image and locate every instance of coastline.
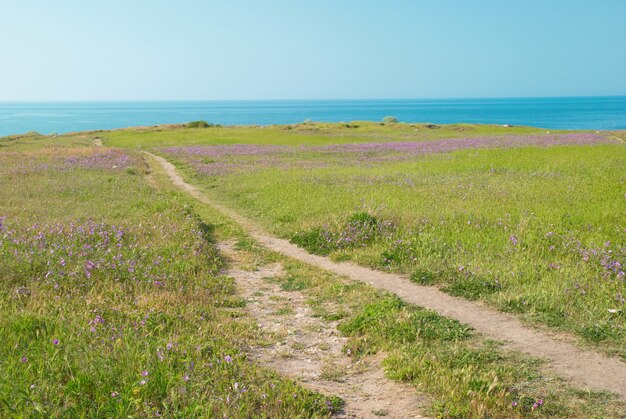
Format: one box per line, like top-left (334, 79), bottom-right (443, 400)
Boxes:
top-left (1, 96), bottom-right (626, 137)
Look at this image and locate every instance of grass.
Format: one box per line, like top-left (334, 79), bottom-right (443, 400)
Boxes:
top-left (100, 121), bottom-right (551, 149)
top-left (136, 126), bottom-right (626, 360)
top-left (2, 124), bottom-right (626, 417)
top-left (230, 237), bottom-right (626, 417)
top-left (0, 140), bottom-right (340, 417)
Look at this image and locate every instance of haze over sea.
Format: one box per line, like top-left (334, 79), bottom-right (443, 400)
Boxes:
top-left (1, 96), bottom-right (625, 137)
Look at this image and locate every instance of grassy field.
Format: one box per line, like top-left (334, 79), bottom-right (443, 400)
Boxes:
top-left (101, 121), bottom-right (551, 148)
top-left (103, 123), bottom-right (625, 359)
top-left (0, 139), bottom-right (341, 417)
top-left (227, 235), bottom-right (625, 417)
top-left (2, 124), bottom-right (626, 417)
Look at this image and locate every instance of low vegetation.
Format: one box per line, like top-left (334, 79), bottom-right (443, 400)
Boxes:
top-left (0, 141), bottom-right (339, 417)
top-left (234, 239), bottom-right (625, 417)
top-left (149, 130), bottom-right (625, 359)
top-left (2, 124), bottom-right (625, 417)
top-left (186, 120), bottom-right (220, 128)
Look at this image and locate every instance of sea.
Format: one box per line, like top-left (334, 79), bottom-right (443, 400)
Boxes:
top-left (1, 96), bottom-right (625, 137)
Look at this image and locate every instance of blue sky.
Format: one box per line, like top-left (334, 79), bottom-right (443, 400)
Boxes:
top-left (1, 0), bottom-right (625, 100)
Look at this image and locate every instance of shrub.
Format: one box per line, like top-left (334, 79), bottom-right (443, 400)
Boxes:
top-left (347, 212), bottom-right (378, 228)
top-left (291, 228), bottom-right (334, 255)
top-left (186, 120), bottom-right (220, 128)
top-left (382, 116), bottom-right (398, 124)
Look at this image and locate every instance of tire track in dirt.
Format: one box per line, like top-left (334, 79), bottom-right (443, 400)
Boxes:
top-left (219, 242), bottom-right (427, 418)
top-left (147, 152), bottom-right (626, 399)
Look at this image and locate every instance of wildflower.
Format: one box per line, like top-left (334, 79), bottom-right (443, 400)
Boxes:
top-left (21, 356), bottom-right (28, 363)
top-left (224, 355), bottom-right (232, 363)
top-left (142, 371), bottom-right (149, 377)
top-left (511, 401), bottom-right (518, 407)
top-left (111, 391), bottom-right (119, 397)
top-left (52, 339), bottom-right (59, 345)
top-left (139, 380), bottom-right (146, 386)
top-left (183, 374), bottom-right (190, 381)
top-left (166, 342), bottom-right (173, 350)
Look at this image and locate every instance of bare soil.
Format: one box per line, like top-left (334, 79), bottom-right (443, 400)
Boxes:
top-left (219, 241), bottom-right (427, 418)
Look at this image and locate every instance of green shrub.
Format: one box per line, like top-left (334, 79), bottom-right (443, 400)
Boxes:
top-left (347, 212), bottom-right (378, 227)
top-left (186, 120), bottom-right (220, 128)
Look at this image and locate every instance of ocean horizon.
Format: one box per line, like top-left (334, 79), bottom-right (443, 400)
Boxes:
top-left (1, 96), bottom-right (626, 137)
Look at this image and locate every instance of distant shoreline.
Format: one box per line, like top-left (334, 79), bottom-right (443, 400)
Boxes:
top-left (1, 96), bottom-right (625, 136)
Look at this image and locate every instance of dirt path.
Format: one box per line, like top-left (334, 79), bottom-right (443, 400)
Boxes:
top-left (147, 152), bottom-right (626, 399)
top-left (219, 242), bottom-right (427, 418)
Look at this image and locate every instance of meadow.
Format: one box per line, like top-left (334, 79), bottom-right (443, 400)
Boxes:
top-left (0, 137), bottom-right (341, 417)
top-left (2, 124), bottom-right (625, 417)
top-left (105, 123), bottom-right (625, 359)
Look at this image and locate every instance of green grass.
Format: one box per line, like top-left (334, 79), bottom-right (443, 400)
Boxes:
top-left (100, 121), bottom-right (551, 149)
top-left (3, 125), bottom-right (626, 417)
top-left (233, 239), bottom-right (625, 418)
top-left (0, 141), bottom-right (340, 417)
top-left (151, 132), bottom-right (625, 359)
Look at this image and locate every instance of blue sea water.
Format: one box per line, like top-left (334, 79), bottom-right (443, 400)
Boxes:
top-left (1, 96), bottom-right (625, 137)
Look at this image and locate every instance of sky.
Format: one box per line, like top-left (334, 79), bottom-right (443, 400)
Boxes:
top-left (1, 0), bottom-right (625, 101)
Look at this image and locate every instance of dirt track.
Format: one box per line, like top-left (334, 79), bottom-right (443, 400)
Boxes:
top-left (219, 241), bottom-right (427, 418)
top-left (147, 152), bottom-right (626, 399)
